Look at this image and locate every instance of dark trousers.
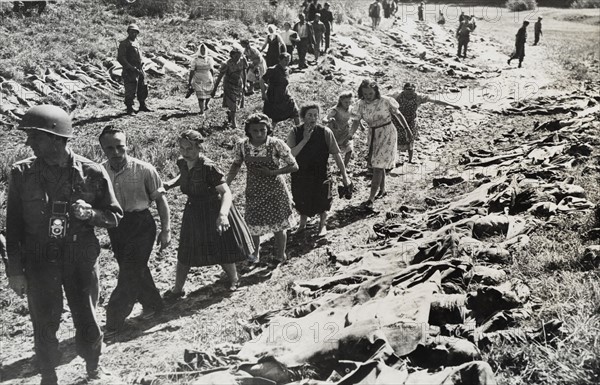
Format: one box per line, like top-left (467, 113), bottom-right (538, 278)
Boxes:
top-left (457, 38), bottom-right (469, 58)
top-left (25, 236), bottom-right (102, 373)
top-left (534, 32), bottom-right (540, 45)
top-left (297, 37), bottom-right (309, 68)
top-left (123, 69), bottom-right (148, 107)
top-left (286, 44), bottom-right (294, 64)
top-left (324, 27), bottom-right (331, 51)
top-left (106, 210), bottom-right (162, 331)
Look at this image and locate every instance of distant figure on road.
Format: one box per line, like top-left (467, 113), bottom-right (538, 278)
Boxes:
top-left (508, 20), bottom-right (529, 68)
top-left (534, 17), bottom-right (543, 45)
top-left (458, 11), bottom-right (466, 23)
top-left (418, 2), bottom-right (424, 21)
top-left (438, 10), bottom-right (445, 25)
top-left (369, 0), bottom-right (382, 31)
top-left (456, 16), bottom-right (474, 58)
top-left (240, 39), bottom-right (266, 96)
top-left (118, 24), bottom-right (152, 115)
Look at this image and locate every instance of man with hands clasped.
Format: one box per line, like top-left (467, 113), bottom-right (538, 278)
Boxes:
top-left (5, 105), bottom-right (123, 385)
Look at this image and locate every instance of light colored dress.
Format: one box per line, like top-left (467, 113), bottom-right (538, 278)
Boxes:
top-left (233, 137), bottom-right (296, 236)
top-left (354, 96), bottom-right (398, 169)
top-left (190, 56), bottom-right (215, 99)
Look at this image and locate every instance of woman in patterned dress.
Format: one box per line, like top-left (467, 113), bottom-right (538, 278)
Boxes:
top-left (163, 130), bottom-right (254, 298)
top-left (392, 82), bottom-right (459, 163)
top-left (288, 104), bottom-right (352, 237)
top-left (212, 46), bottom-right (248, 129)
top-left (226, 113), bottom-right (298, 263)
top-left (351, 79), bottom-right (407, 206)
top-left (188, 44), bottom-right (215, 117)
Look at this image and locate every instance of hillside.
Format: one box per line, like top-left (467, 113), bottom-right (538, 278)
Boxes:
top-left (1, 1), bottom-right (599, 385)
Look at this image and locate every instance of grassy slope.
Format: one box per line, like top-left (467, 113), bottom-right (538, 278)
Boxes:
top-left (0, 1), bottom-right (599, 385)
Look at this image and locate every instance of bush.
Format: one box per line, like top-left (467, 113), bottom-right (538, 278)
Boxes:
top-left (106, 0), bottom-right (177, 17)
top-left (506, 0), bottom-right (538, 11)
top-left (571, 0), bottom-right (600, 8)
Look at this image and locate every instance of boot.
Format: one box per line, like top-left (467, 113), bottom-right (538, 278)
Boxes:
top-left (138, 103), bottom-right (153, 112)
top-left (40, 369), bottom-right (58, 385)
top-left (126, 105), bottom-right (134, 115)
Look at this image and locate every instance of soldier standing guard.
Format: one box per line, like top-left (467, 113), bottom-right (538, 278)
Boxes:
top-left (117, 24), bottom-right (152, 115)
top-left (5, 105), bottom-right (123, 385)
top-left (534, 17), bottom-right (543, 45)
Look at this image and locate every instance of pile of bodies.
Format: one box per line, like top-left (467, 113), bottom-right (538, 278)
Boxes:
top-left (135, 89), bottom-right (597, 384)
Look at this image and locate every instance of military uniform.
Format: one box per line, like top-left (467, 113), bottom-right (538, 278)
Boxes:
top-left (117, 28), bottom-right (149, 111)
top-left (5, 105), bottom-right (123, 384)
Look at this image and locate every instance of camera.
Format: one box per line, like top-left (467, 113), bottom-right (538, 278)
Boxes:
top-left (48, 201), bottom-right (69, 239)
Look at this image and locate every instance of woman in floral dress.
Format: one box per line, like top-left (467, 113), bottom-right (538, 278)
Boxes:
top-left (212, 46), bottom-right (248, 129)
top-left (163, 130), bottom-right (254, 297)
top-left (351, 79), bottom-right (407, 206)
top-left (226, 113), bottom-right (298, 263)
top-left (188, 44), bottom-right (215, 117)
top-left (392, 82), bottom-right (459, 163)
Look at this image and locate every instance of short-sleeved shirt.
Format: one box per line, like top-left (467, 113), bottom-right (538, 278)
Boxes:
top-left (279, 30), bottom-right (298, 46)
top-left (287, 125), bottom-right (340, 155)
top-left (103, 157), bottom-right (164, 212)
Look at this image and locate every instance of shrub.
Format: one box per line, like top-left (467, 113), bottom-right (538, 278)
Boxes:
top-left (571, 0), bottom-right (600, 8)
top-left (506, 0), bottom-right (538, 11)
top-left (105, 0), bottom-right (177, 17)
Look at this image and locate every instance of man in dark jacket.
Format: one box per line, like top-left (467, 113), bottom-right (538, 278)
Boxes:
top-left (534, 17), bottom-right (542, 45)
top-left (6, 105), bottom-right (123, 385)
top-left (508, 20), bottom-right (529, 68)
top-left (293, 13), bottom-right (315, 69)
top-left (319, 2), bottom-right (334, 52)
top-left (117, 24), bottom-right (151, 114)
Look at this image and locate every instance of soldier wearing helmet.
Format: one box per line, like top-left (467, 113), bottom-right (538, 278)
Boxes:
top-left (5, 105), bottom-right (123, 384)
top-left (117, 23), bottom-right (151, 114)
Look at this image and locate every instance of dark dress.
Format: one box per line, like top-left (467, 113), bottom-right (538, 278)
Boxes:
top-left (262, 64), bottom-right (299, 123)
top-left (265, 35), bottom-right (286, 67)
top-left (290, 124), bottom-right (332, 216)
top-left (174, 157), bottom-right (254, 266)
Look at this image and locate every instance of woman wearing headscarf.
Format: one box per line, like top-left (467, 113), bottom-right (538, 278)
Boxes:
top-left (226, 113), bottom-right (298, 263)
top-left (351, 79), bottom-right (406, 206)
top-left (260, 24), bottom-right (286, 67)
top-left (212, 46), bottom-right (248, 129)
top-left (392, 82), bottom-right (459, 163)
top-left (163, 130), bottom-right (254, 297)
top-left (188, 44), bottom-right (215, 117)
top-left (261, 53), bottom-right (300, 127)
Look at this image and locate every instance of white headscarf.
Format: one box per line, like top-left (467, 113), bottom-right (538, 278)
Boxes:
top-left (267, 24), bottom-right (278, 40)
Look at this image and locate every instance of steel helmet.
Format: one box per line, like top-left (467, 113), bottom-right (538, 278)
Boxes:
top-left (127, 23), bottom-right (140, 32)
top-left (18, 105), bottom-right (73, 138)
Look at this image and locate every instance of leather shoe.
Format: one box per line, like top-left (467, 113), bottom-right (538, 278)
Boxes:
top-left (138, 104), bottom-right (153, 112)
